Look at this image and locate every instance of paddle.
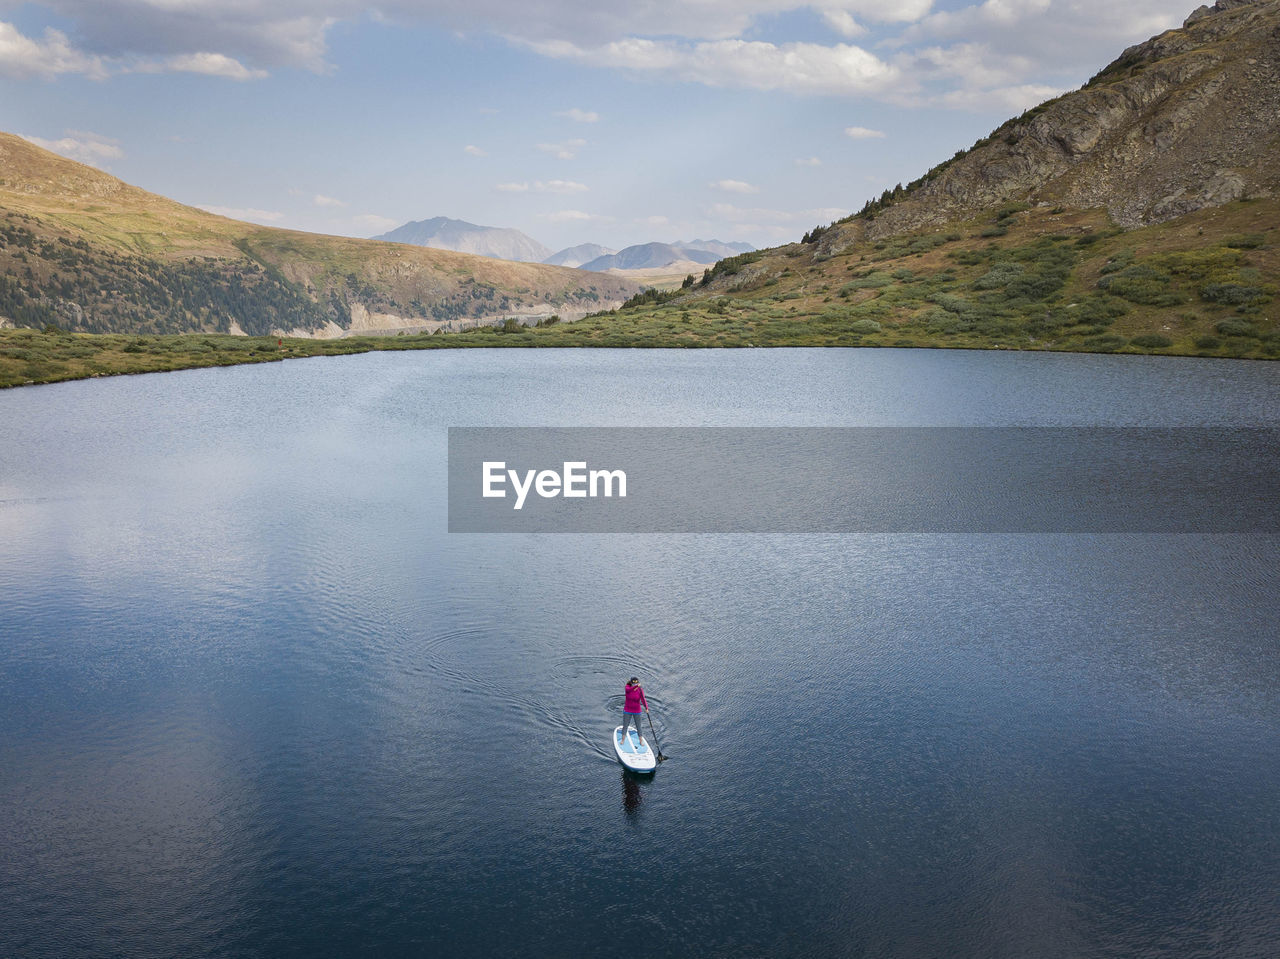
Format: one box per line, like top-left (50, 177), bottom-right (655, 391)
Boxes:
top-left (645, 708), bottom-right (668, 762)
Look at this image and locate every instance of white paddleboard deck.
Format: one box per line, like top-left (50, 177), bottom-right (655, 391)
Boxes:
top-left (614, 725), bottom-right (657, 773)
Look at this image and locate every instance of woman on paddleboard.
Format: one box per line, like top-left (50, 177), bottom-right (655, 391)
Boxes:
top-left (622, 677), bottom-right (648, 741)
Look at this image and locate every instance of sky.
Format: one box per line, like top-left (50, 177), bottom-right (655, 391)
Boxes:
top-left (0, 0), bottom-right (1189, 254)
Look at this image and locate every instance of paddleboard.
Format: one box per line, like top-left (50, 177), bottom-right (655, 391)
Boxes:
top-left (613, 725), bottom-right (657, 773)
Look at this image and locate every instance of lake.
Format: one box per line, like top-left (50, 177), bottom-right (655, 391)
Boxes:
top-left (2, 348), bottom-right (1278, 958)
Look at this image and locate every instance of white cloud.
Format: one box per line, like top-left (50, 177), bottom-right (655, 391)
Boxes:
top-left (23, 1), bottom-right (937, 75)
top-left (313, 194), bottom-right (346, 207)
top-left (0, 22), bottom-right (107, 80)
top-left (796, 156), bottom-right (822, 166)
top-left (464, 144), bottom-right (488, 157)
top-left (641, 215), bottom-right (669, 226)
top-left (821, 9), bottom-right (866, 38)
top-left (894, 0), bottom-right (1183, 81)
top-left (151, 52), bottom-right (267, 81)
top-left (536, 138), bottom-right (587, 159)
top-left (906, 42), bottom-right (1035, 89)
top-left (936, 82), bottom-right (1063, 113)
top-left (3, 1), bottom-right (1190, 123)
top-left (1, 21), bottom-right (271, 81)
top-left (541, 179), bottom-right (588, 193)
top-left (497, 180), bottom-right (588, 194)
top-left (545, 209), bottom-right (612, 223)
top-left (355, 213), bottom-right (400, 232)
top-left (196, 204), bottom-right (286, 224)
top-left (906, 0), bottom-right (1054, 40)
top-left (711, 179), bottom-right (760, 194)
top-left (844, 125), bottom-right (885, 139)
top-left (27, 2), bottom-right (335, 72)
top-left (708, 203), bottom-right (797, 223)
top-left (884, 40), bottom-right (1068, 110)
top-left (4, 0), bottom-right (1189, 120)
top-left (386, 0), bottom-right (934, 46)
top-left (526, 37), bottom-right (902, 96)
top-left (20, 131), bottom-right (124, 167)
top-left (709, 202), bottom-right (848, 223)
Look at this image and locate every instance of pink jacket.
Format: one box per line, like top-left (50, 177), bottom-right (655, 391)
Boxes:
top-left (624, 683), bottom-right (648, 713)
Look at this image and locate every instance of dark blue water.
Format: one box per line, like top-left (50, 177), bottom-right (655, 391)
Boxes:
top-left (2, 349), bottom-right (1278, 958)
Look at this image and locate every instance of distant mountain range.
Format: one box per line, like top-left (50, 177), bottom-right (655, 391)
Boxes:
top-left (373, 217), bottom-right (553, 263)
top-left (543, 243), bottom-right (616, 268)
top-left (371, 216), bottom-right (754, 272)
top-left (580, 243), bottom-right (720, 271)
top-left (676, 239), bottom-right (757, 259)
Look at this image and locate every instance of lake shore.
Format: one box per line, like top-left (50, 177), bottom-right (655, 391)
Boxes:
top-left (3, 322), bottom-right (1275, 390)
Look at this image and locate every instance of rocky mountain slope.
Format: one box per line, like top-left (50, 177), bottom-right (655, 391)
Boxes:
top-left (822, 0), bottom-right (1280, 248)
top-left (568, 0), bottom-right (1276, 360)
top-left (372, 216), bottom-right (553, 263)
top-left (0, 135), bottom-right (638, 336)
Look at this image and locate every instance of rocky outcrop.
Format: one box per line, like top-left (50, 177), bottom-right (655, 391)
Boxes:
top-left (860, 0), bottom-right (1279, 239)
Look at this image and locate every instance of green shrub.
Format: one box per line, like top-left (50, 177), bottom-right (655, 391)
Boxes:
top-left (1081, 334), bottom-right (1127, 351)
top-left (1225, 234), bottom-right (1266, 249)
top-left (995, 202), bottom-right (1030, 219)
top-left (1193, 335), bottom-right (1220, 349)
top-left (921, 308), bottom-right (964, 333)
top-left (1152, 248), bottom-right (1242, 281)
top-left (843, 271), bottom-right (894, 291)
top-left (972, 263), bottom-right (1024, 290)
top-left (1100, 250), bottom-right (1135, 275)
top-left (1130, 333), bottom-right (1173, 348)
top-left (1006, 271), bottom-right (1069, 302)
top-left (1073, 295), bottom-right (1129, 325)
top-left (947, 248), bottom-right (993, 266)
top-left (1201, 283), bottom-right (1263, 305)
top-left (701, 250), bottom-right (762, 284)
top-left (1032, 308), bottom-right (1076, 330)
top-left (849, 318), bottom-right (882, 334)
top-left (929, 293), bottom-right (971, 314)
top-left (1213, 319), bottom-right (1259, 338)
top-left (1097, 265), bottom-right (1185, 306)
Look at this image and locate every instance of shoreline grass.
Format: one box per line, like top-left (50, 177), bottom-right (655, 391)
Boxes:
top-left (2, 319), bottom-right (1274, 391)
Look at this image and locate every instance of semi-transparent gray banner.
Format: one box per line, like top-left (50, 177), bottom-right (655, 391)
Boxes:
top-left (447, 427), bottom-right (1280, 533)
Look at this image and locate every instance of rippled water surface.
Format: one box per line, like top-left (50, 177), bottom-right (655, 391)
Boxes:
top-left (2, 349), bottom-right (1278, 958)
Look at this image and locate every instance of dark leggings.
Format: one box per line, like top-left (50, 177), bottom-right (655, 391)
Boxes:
top-left (622, 711), bottom-right (643, 739)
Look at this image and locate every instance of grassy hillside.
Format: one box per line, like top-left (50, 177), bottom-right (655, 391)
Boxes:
top-left (3, 197), bottom-right (1276, 387)
top-left (473, 200), bottom-right (1272, 358)
top-left (0, 132), bottom-right (639, 337)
